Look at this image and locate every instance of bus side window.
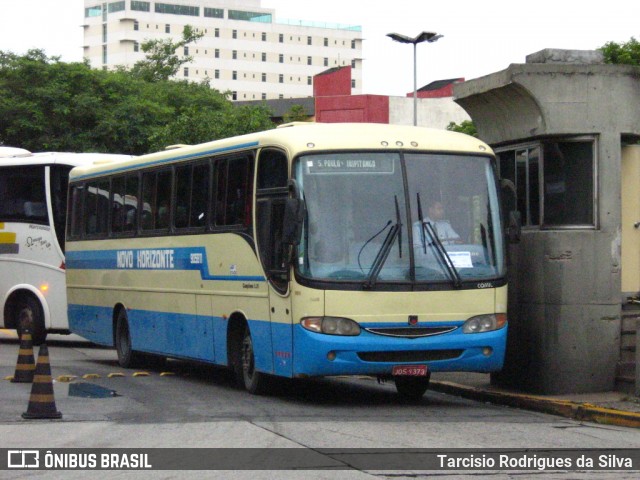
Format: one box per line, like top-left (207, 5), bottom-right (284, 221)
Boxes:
top-left (215, 156), bottom-right (253, 227)
top-left (124, 174), bottom-right (139, 232)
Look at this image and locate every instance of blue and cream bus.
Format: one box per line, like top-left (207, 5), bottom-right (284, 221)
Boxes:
top-left (65, 123), bottom-right (508, 399)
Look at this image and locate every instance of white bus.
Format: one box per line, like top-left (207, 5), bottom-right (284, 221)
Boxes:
top-left (0, 149), bottom-right (132, 344)
top-left (66, 123), bottom-right (508, 399)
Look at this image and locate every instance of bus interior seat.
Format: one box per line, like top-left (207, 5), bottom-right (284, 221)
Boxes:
top-left (24, 201), bottom-right (46, 218)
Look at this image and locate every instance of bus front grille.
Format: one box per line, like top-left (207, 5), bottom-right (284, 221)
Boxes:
top-left (357, 349), bottom-right (463, 363)
top-left (363, 326), bottom-right (457, 338)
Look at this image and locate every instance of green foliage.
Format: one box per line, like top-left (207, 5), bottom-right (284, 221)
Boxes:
top-left (282, 104), bottom-right (310, 123)
top-left (599, 37), bottom-right (640, 66)
top-left (0, 49), bottom-right (275, 154)
top-left (131, 25), bottom-right (205, 82)
top-left (446, 120), bottom-right (477, 137)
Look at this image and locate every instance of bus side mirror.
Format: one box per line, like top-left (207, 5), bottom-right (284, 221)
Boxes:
top-left (507, 211), bottom-right (521, 244)
top-left (282, 198), bottom-right (304, 246)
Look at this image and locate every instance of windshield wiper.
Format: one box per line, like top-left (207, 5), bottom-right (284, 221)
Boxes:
top-left (363, 195), bottom-right (402, 289)
top-left (416, 193), bottom-right (462, 288)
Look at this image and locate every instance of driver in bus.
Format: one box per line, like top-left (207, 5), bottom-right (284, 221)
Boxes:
top-left (414, 200), bottom-right (461, 246)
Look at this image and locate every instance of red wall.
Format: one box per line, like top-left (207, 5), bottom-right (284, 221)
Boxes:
top-left (313, 66), bottom-right (353, 97)
top-left (315, 95), bottom-right (389, 124)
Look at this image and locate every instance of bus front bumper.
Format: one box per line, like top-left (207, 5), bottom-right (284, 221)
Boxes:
top-left (292, 324), bottom-right (507, 378)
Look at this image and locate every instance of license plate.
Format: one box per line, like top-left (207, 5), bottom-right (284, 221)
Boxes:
top-left (392, 365), bottom-right (428, 376)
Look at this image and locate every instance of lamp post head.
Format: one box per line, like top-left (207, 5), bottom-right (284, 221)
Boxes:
top-left (387, 31), bottom-right (442, 45)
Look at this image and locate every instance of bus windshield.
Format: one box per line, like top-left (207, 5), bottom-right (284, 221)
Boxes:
top-left (295, 152), bottom-right (505, 286)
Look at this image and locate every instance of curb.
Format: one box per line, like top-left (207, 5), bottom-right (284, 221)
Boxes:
top-left (429, 380), bottom-right (640, 429)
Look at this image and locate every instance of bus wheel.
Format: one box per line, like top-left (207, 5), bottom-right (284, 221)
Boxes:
top-left (115, 310), bottom-right (144, 368)
top-left (237, 325), bottom-right (270, 395)
top-left (15, 294), bottom-right (46, 346)
top-left (394, 374), bottom-right (431, 401)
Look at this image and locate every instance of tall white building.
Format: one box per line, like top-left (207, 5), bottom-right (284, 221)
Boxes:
top-left (82, 0), bottom-right (363, 100)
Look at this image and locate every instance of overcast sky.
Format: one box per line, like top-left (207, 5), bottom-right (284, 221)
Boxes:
top-left (0, 0), bottom-right (638, 96)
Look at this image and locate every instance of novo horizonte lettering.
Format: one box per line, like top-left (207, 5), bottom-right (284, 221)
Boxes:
top-left (116, 250), bottom-right (175, 270)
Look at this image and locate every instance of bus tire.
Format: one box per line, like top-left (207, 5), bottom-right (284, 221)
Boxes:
top-left (115, 310), bottom-right (144, 368)
top-left (14, 294), bottom-right (47, 346)
top-left (236, 324), bottom-right (270, 395)
top-left (394, 374), bottom-right (431, 401)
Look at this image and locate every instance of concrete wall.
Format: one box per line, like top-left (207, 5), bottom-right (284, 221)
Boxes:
top-left (388, 96), bottom-right (470, 129)
top-left (454, 58), bottom-right (640, 393)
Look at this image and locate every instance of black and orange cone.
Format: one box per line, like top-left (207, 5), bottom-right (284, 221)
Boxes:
top-left (22, 344), bottom-right (62, 419)
top-left (11, 331), bottom-right (36, 383)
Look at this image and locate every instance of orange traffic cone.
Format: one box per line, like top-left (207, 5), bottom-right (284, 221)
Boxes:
top-left (22, 344), bottom-right (62, 419)
top-left (11, 331), bottom-right (36, 383)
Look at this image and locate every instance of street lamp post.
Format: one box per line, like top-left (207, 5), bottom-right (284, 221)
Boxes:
top-left (387, 31), bottom-right (442, 126)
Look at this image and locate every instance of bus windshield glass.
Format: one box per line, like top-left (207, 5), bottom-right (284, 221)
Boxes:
top-left (295, 152), bottom-right (505, 285)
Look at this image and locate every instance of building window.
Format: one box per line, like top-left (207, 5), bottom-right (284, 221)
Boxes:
top-left (323, 57), bottom-right (328, 67)
top-left (108, 2), bottom-right (125, 13)
top-left (497, 138), bottom-right (595, 228)
top-left (232, 50), bottom-right (237, 60)
top-left (307, 36), bottom-right (312, 46)
top-left (133, 20), bottom-right (139, 31)
top-left (262, 93), bottom-right (267, 100)
top-left (214, 28), bottom-right (220, 38)
top-left (102, 24), bottom-right (107, 43)
top-left (307, 76), bottom-right (312, 86)
top-left (261, 52), bottom-right (266, 62)
top-left (351, 79), bottom-right (356, 88)
top-left (184, 46), bottom-right (189, 56)
top-left (324, 38), bottom-right (328, 47)
top-left (204, 7), bottom-right (223, 18)
top-left (232, 30), bottom-right (237, 39)
top-left (279, 54), bottom-right (284, 63)
top-left (134, 42), bottom-right (139, 52)
top-left (261, 73), bottom-right (266, 82)
top-left (279, 33), bottom-right (284, 43)
top-left (102, 45), bottom-right (107, 64)
top-left (155, 3), bottom-right (199, 16)
top-left (214, 69), bottom-right (220, 79)
top-left (262, 32), bottom-right (267, 42)
top-left (215, 49), bottom-right (220, 58)
top-left (232, 71), bottom-right (237, 80)
top-left (232, 91), bottom-right (237, 101)
top-left (228, 10), bottom-right (272, 23)
top-left (307, 56), bottom-right (312, 66)
top-left (165, 24), bottom-right (170, 34)
top-left (351, 39), bottom-right (357, 49)
top-left (351, 60), bottom-right (356, 69)
top-left (279, 74), bottom-right (283, 84)
top-left (184, 67), bottom-right (189, 77)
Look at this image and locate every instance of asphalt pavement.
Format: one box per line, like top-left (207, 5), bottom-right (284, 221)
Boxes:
top-left (3, 328), bottom-right (640, 429)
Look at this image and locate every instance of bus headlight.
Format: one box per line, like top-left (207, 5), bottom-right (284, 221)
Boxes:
top-left (462, 313), bottom-right (507, 334)
top-left (301, 316), bottom-right (361, 336)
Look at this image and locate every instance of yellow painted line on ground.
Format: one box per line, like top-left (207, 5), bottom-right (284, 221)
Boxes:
top-left (132, 372), bottom-right (150, 377)
top-left (107, 372), bottom-right (125, 378)
top-left (82, 373), bottom-right (101, 379)
top-left (0, 329), bottom-right (18, 338)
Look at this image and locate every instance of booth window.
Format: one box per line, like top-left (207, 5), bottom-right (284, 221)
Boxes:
top-left (497, 138), bottom-right (595, 228)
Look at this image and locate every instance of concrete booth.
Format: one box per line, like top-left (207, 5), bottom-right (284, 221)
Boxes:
top-left (453, 49), bottom-right (640, 394)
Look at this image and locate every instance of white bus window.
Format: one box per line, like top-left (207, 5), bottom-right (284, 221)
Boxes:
top-left (0, 166), bottom-right (47, 224)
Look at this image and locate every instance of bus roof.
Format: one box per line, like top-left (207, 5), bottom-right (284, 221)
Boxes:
top-left (0, 151), bottom-right (133, 168)
top-left (69, 123), bottom-right (493, 181)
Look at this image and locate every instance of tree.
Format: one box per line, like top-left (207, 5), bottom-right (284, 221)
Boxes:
top-left (282, 104), bottom-right (310, 123)
top-left (599, 37), bottom-right (640, 66)
top-left (0, 50), bottom-right (274, 154)
top-left (446, 120), bottom-right (477, 137)
top-left (130, 25), bottom-right (204, 82)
